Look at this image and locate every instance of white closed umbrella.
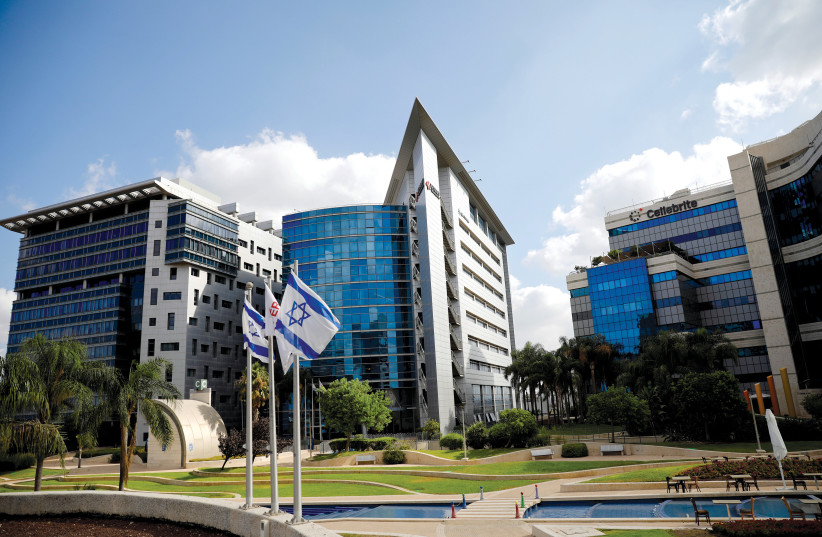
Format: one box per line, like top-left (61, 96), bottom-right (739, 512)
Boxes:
top-left (765, 409), bottom-right (791, 490)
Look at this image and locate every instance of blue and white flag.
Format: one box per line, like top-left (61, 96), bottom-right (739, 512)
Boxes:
top-left (242, 299), bottom-right (269, 363)
top-left (275, 272), bottom-right (340, 373)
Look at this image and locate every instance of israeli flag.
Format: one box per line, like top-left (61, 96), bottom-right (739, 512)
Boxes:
top-left (242, 299), bottom-right (269, 362)
top-left (275, 272), bottom-right (340, 372)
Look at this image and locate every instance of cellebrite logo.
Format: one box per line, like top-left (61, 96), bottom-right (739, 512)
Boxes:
top-left (631, 200), bottom-right (698, 221)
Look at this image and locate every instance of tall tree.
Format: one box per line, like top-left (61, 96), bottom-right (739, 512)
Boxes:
top-left (105, 358), bottom-right (181, 491)
top-left (318, 378), bottom-right (391, 451)
top-left (0, 335), bottom-right (116, 490)
top-left (236, 361), bottom-right (270, 422)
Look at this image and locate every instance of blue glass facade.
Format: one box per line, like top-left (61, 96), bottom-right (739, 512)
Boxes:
top-left (282, 205), bottom-right (416, 432)
top-left (587, 258), bottom-right (656, 353)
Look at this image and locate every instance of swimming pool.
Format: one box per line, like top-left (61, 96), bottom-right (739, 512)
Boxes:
top-left (524, 496), bottom-right (821, 519)
top-left (279, 503), bottom-right (464, 520)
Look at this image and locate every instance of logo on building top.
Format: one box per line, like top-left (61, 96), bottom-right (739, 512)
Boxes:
top-left (629, 209), bottom-right (642, 222)
top-left (415, 179), bottom-right (441, 201)
top-left (646, 200), bottom-right (698, 219)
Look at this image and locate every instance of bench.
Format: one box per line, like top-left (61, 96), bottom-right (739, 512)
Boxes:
top-left (530, 448), bottom-right (553, 460)
top-left (355, 454), bottom-right (377, 465)
top-left (601, 444), bottom-right (624, 455)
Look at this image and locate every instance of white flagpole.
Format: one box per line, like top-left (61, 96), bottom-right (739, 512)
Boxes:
top-left (244, 282), bottom-right (254, 509)
top-left (291, 261), bottom-right (303, 523)
top-left (266, 277), bottom-right (280, 514)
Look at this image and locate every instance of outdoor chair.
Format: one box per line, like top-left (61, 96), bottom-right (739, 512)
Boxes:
top-left (792, 475), bottom-right (807, 490)
top-left (781, 497), bottom-right (806, 520)
top-left (725, 475), bottom-right (739, 492)
top-left (701, 457), bottom-right (708, 464)
top-left (743, 475), bottom-right (759, 491)
top-left (666, 476), bottom-right (678, 493)
top-left (686, 475), bottom-right (701, 492)
top-left (690, 498), bottom-right (711, 526)
top-left (739, 497), bottom-right (755, 520)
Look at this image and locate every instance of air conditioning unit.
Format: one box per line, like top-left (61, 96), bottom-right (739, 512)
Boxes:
top-left (195, 379), bottom-right (208, 390)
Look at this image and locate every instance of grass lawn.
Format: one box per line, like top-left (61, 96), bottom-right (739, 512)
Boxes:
top-left (309, 451), bottom-right (370, 462)
top-left (414, 448), bottom-right (520, 460)
top-left (0, 468), bottom-right (68, 480)
top-left (649, 440), bottom-right (822, 453)
top-left (601, 531), bottom-right (704, 537)
top-left (586, 464), bottom-right (699, 483)
top-left (300, 471), bottom-right (542, 494)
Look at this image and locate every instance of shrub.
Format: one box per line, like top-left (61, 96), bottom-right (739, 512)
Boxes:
top-left (498, 409), bottom-right (538, 448)
top-left (529, 427), bottom-right (551, 448)
top-left (421, 419), bottom-right (441, 440)
top-left (711, 519), bottom-right (822, 536)
top-left (218, 428), bottom-right (244, 469)
top-left (487, 423), bottom-right (509, 448)
top-left (369, 437), bottom-right (396, 450)
top-left (383, 441), bottom-right (409, 465)
top-left (802, 393), bottom-right (822, 419)
top-left (0, 453), bottom-right (36, 472)
top-left (348, 435), bottom-right (371, 452)
top-left (329, 438), bottom-right (348, 453)
top-left (676, 458), bottom-right (822, 481)
top-left (109, 448), bottom-right (147, 464)
top-left (465, 422), bottom-right (488, 449)
top-left (440, 433), bottom-right (464, 450)
top-left (561, 443), bottom-right (588, 458)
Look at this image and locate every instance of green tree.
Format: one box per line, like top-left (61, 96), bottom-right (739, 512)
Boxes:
top-left (421, 418), bottom-right (441, 440)
top-left (802, 393), bottom-right (822, 419)
top-left (586, 386), bottom-right (648, 442)
top-left (105, 358), bottom-right (181, 490)
top-left (0, 335), bottom-right (116, 490)
top-left (235, 361), bottom-right (269, 422)
top-left (497, 408), bottom-right (538, 447)
top-left (318, 378), bottom-right (392, 451)
top-left (672, 371), bottom-right (747, 441)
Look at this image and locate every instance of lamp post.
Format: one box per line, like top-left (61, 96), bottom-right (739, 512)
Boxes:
top-left (461, 406), bottom-right (467, 460)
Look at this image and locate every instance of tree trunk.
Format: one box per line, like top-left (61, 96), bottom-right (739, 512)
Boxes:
top-left (34, 455), bottom-right (44, 491)
top-left (78, 446), bottom-right (82, 469)
top-left (345, 432), bottom-right (351, 452)
top-left (118, 425), bottom-right (128, 491)
top-left (590, 363), bottom-right (597, 394)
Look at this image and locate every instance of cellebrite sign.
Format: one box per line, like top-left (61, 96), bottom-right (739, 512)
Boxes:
top-left (629, 200), bottom-right (698, 222)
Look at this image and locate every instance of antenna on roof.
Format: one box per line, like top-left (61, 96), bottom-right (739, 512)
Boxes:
top-left (467, 170), bottom-right (476, 174)
top-left (461, 160), bottom-right (469, 164)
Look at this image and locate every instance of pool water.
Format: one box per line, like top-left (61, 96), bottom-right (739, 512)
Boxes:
top-left (279, 503), bottom-right (464, 520)
top-left (525, 496), bottom-right (820, 519)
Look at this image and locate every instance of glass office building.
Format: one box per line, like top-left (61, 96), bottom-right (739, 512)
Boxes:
top-left (282, 205), bottom-right (417, 432)
top-left (568, 109), bottom-right (822, 417)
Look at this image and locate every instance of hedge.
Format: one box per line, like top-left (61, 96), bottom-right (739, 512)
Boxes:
top-left (0, 453), bottom-right (35, 472)
top-left (711, 519), bottom-right (822, 536)
top-left (440, 433), bottom-right (464, 450)
top-left (676, 458), bottom-right (822, 480)
top-left (561, 443), bottom-right (588, 458)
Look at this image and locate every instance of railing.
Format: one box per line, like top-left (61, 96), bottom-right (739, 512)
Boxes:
top-left (453, 379), bottom-right (465, 403)
top-left (414, 290), bottom-right (423, 307)
top-left (442, 230), bottom-right (455, 251)
top-left (605, 180), bottom-right (733, 216)
top-left (449, 328), bottom-right (462, 351)
top-left (451, 352), bottom-right (464, 377)
top-left (409, 194), bottom-right (416, 209)
top-left (444, 254), bottom-right (457, 276)
top-left (410, 217), bottom-right (417, 233)
top-left (412, 265), bottom-right (421, 282)
top-left (446, 279), bottom-right (458, 299)
top-left (441, 206), bottom-right (453, 229)
top-left (448, 303), bottom-right (460, 325)
top-left (412, 241), bottom-right (419, 257)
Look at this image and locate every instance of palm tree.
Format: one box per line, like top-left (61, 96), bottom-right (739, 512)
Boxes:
top-left (0, 335), bottom-right (116, 490)
top-left (236, 361), bottom-right (270, 422)
top-left (106, 358), bottom-right (181, 491)
top-left (684, 328), bottom-right (738, 372)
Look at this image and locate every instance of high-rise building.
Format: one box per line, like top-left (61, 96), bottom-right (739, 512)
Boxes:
top-left (566, 110), bottom-right (822, 415)
top-left (1, 178), bottom-right (281, 428)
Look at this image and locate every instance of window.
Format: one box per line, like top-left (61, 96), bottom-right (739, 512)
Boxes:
top-left (213, 294), bottom-right (219, 310)
top-left (256, 263), bottom-right (260, 276)
top-left (268, 248), bottom-right (272, 261)
top-left (219, 395), bottom-right (230, 404)
top-left (193, 289), bottom-right (199, 305)
top-left (151, 268), bottom-right (159, 277)
top-left (153, 240), bottom-right (161, 256)
top-left (206, 273), bottom-right (211, 285)
top-left (189, 317), bottom-right (197, 326)
top-left (160, 342), bottom-right (179, 352)
top-left (155, 219), bottom-right (162, 228)
top-left (222, 300), bottom-right (231, 309)
top-left (229, 280), bottom-right (234, 291)
top-left (148, 317), bottom-right (156, 327)
top-left (255, 287), bottom-right (264, 295)
top-left (191, 268), bottom-right (200, 277)
top-left (244, 263), bottom-right (254, 271)
top-left (262, 269), bottom-right (271, 277)
top-left (192, 339), bottom-right (197, 355)
top-left (170, 267), bottom-right (177, 280)
top-left (202, 295), bottom-right (211, 304)
top-left (256, 246), bottom-right (266, 255)
top-left (212, 370), bottom-right (224, 379)
top-left (250, 240), bottom-right (254, 252)
top-left (166, 367), bottom-right (173, 383)
top-left (167, 312), bottom-right (175, 330)
top-left (215, 275), bottom-right (226, 284)
top-left (147, 339), bottom-right (155, 356)
top-left (228, 321), bottom-right (233, 333)
top-left (214, 322), bottom-right (225, 331)
top-left (163, 292), bottom-right (181, 300)
top-left (187, 368), bottom-right (196, 377)
top-left (220, 347), bottom-right (231, 355)
top-left (150, 288), bottom-right (158, 305)
top-left (238, 239), bottom-right (247, 248)
top-left (205, 316), bottom-right (210, 332)
top-left (200, 344), bottom-right (209, 353)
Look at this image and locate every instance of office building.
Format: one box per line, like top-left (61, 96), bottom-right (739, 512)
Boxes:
top-left (567, 110), bottom-right (822, 415)
top-left (1, 178), bottom-right (281, 428)
top-left (281, 100), bottom-right (517, 432)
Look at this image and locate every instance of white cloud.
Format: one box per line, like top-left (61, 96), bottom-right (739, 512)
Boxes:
top-left (680, 109), bottom-right (692, 121)
top-left (0, 288), bottom-right (15, 357)
top-left (163, 129), bottom-right (395, 225)
top-left (510, 275), bottom-right (572, 350)
top-left (700, 0), bottom-right (822, 129)
top-left (5, 192), bottom-right (35, 212)
top-left (524, 137), bottom-right (743, 277)
top-left (67, 158), bottom-right (120, 199)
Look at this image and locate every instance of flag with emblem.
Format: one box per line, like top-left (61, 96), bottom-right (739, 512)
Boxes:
top-left (262, 282), bottom-right (280, 337)
top-left (275, 272), bottom-right (340, 373)
top-left (242, 299), bottom-right (269, 362)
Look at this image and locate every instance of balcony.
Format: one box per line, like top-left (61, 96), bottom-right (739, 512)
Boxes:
top-left (444, 254), bottom-right (457, 276)
top-left (450, 329), bottom-right (462, 351)
top-left (442, 231), bottom-right (455, 252)
top-left (409, 194), bottom-right (417, 209)
top-left (441, 206), bottom-right (453, 229)
top-left (414, 290), bottom-right (423, 308)
top-left (453, 380), bottom-right (465, 405)
top-left (412, 265), bottom-right (421, 283)
top-left (448, 303), bottom-right (460, 326)
top-left (410, 217), bottom-right (418, 233)
top-left (452, 352), bottom-right (464, 378)
top-left (446, 279), bottom-right (458, 299)
top-left (412, 240), bottom-right (420, 258)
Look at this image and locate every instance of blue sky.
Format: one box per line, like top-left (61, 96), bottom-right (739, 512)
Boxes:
top-left (2, 0), bottom-right (821, 355)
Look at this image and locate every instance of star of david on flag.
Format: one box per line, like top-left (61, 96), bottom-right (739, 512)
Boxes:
top-left (274, 272), bottom-right (340, 373)
top-left (242, 299), bottom-right (269, 363)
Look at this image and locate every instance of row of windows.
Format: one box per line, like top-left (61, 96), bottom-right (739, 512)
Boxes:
top-left (468, 203), bottom-right (504, 249)
top-left (282, 211), bottom-right (407, 243)
top-left (165, 251), bottom-right (237, 276)
top-left (464, 288), bottom-right (506, 319)
top-left (609, 199), bottom-right (738, 237)
top-left (657, 319), bottom-right (762, 333)
top-left (8, 320), bottom-right (119, 345)
top-left (310, 282), bottom-right (412, 309)
top-left (651, 269), bottom-right (752, 287)
top-left (11, 296), bottom-right (121, 323)
top-left (459, 222), bottom-right (501, 265)
top-left (654, 294), bottom-right (756, 311)
top-left (283, 205), bottom-right (407, 222)
top-left (16, 245), bottom-right (147, 281)
top-left (335, 306), bottom-right (414, 331)
top-left (15, 258), bottom-right (146, 290)
top-left (166, 225), bottom-right (238, 253)
top-left (19, 222), bottom-right (149, 264)
top-left (469, 360), bottom-right (507, 375)
top-left (284, 235), bottom-right (409, 265)
top-left (617, 222), bottom-right (743, 256)
top-left (570, 287), bottom-right (589, 298)
top-left (12, 284), bottom-right (121, 310)
top-left (768, 156), bottom-right (822, 246)
top-left (466, 311), bottom-right (507, 337)
top-left (467, 335), bottom-right (509, 356)
top-left (289, 258), bottom-right (410, 286)
top-left (166, 237), bottom-right (239, 266)
top-left (471, 384), bottom-right (514, 418)
top-left (19, 211), bottom-right (149, 248)
top-left (461, 243), bottom-right (502, 282)
top-left (9, 306), bottom-right (121, 334)
top-left (692, 246), bottom-right (748, 262)
top-left (168, 201), bottom-right (239, 231)
top-left (321, 330), bottom-right (415, 358)
top-left (462, 266), bottom-right (503, 300)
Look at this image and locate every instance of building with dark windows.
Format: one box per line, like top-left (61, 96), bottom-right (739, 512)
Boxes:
top-left (567, 110), bottom-right (822, 417)
top-left (1, 178), bottom-right (281, 430)
top-left (284, 100), bottom-right (518, 433)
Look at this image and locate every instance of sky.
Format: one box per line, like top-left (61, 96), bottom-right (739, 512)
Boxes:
top-left (1, 0), bottom-right (822, 356)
